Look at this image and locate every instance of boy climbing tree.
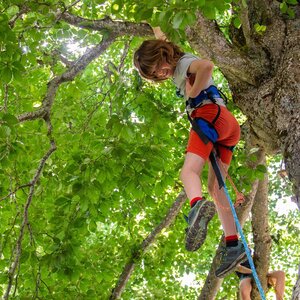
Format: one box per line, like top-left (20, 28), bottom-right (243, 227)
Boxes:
top-left (134, 26), bottom-right (247, 277)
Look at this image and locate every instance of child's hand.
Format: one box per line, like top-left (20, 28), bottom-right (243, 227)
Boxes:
top-left (236, 264), bottom-right (252, 274)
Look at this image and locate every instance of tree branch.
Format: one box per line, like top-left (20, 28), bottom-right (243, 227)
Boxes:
top-left (109, 190), bottom-right (187, 299)
top-left (59, 11), bottom-right (153, 37)
top-left (185, 11), bottom-right (266, 85)
top-left (3, 140), bottom-right (57, 299)
top-left (18, 34), bottom-right (116, 122)
top-left (237, 1), bottom-right (254, 49)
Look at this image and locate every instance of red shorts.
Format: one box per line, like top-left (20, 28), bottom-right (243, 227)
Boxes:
top-left (186, 104), bottom-right (240, 164)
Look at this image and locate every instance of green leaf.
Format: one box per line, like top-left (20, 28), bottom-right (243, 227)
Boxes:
top-left (139, 8), bottom-right (153, 21)
top-left (0, 272), bottom-right (7, 284)
top-left (280, 1), bottom-right (288, 13)
top-left (1, 66), bottom-right (13, 83)
top-left (233, 16), bottom-right (241, 29)
top-left (286, 0), bottom-right (298, 4)
top-left (72, 182), bottom-right (83, 194)
top-left (254, 23), bottom-right (267, 34)
top-left (7, 5), bottom-right (19, 17)
top-left (55, 196), bottom-right (71, 206)
top-left (198, 0), bottom-right (206, 7)
top-left (2, 114), bottom-right (18, 126)
top-left (202, 6), bottom-right (216, 20)
top-left (172, 12), bottom-right (185, 29)
top-left (256, 164), bottom-right (267, 173)
top-left (287, 7), bottom-right (295, 18)
top-left (0, 126), bottom-right (11, 138)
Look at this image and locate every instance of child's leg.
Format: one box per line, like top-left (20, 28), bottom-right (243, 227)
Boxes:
top-left (181, 152), bottom-right (216, 251)
top-left (211, 150), bottom-right (247, 278)
top-left (267, 271), bottom-right (285, 300)
top-left (180, 152), bottom-right (206, 202)
top-left (239, 278), bottom-right (252, 300)
top-left (207, 160), bottom-right (237, 237)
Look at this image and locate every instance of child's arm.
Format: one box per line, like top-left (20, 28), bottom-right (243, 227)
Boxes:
top-left (186, 59), bottom-right (214, 98)
top-left (152, 26), bottom-right (167, 40)
top-left (267, 271), bottom-right (285, 300)
top-left (236, 264), bottom-right (252, 274)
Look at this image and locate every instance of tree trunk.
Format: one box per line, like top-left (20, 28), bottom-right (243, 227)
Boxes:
top-left (292, 264), bottom-right (300, 300)
top-left (251, 151), bottom-right (272, 299)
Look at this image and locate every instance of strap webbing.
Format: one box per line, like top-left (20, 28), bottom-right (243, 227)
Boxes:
top-left (209, 151), bottom-right (266, 300)
top-left (187, 113), bottom-right (210, 145)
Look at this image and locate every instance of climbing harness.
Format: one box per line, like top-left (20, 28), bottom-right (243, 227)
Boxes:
top-left (185, 85), bottom-right (266, 300)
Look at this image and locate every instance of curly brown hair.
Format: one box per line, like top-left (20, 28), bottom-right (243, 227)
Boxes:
top-left (134, 40), bottom-right (184, 82)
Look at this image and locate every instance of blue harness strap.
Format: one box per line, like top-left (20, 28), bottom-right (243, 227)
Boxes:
top-left (209, 151), bottom-right (266, 300)
top-left (187, 85), bottom-right (224, 108)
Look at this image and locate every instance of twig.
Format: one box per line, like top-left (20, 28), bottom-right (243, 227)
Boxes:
top-left (117, 39), bottom-right (132, 73)
top-left (0, 183), bottom-right (32, 202)
top-left (238, 1), bottom-right (254, 49)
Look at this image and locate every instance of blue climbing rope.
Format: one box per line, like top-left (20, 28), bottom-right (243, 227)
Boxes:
top-left (209, 151), bottom-right (266, 300)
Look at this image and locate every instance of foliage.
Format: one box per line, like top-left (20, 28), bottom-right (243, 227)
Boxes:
top-left (0, 1), bottom-right (299, 299)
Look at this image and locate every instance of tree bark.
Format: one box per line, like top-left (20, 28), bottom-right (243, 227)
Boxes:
top-left (251, 151), bottom-right (272, 299)
top-left (292, 264), bottom-right (300, 300)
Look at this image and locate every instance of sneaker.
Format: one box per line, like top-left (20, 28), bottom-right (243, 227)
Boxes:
top-left (215, 241), bottom-right (247, 278)
top-left (185, 199), bottom-right (216, 252)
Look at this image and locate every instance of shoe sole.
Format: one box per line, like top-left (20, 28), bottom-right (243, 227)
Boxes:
top-left (215, 251), bottom-right (248, 278)
top-left (185, 202), bottom-right (216, 252)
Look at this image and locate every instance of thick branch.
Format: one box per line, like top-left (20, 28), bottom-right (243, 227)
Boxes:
top-left (109, 190), bottom-right (187, 300)
top-left (185, 12), bottom-right (266, 85)
top-left (251, 151), bottom-right (272, 299)
top-left (60, 11), bottom-right (153, 37)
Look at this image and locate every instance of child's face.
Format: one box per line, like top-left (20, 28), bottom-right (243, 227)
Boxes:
top-left (153, 62), bottom-right (174, 80)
